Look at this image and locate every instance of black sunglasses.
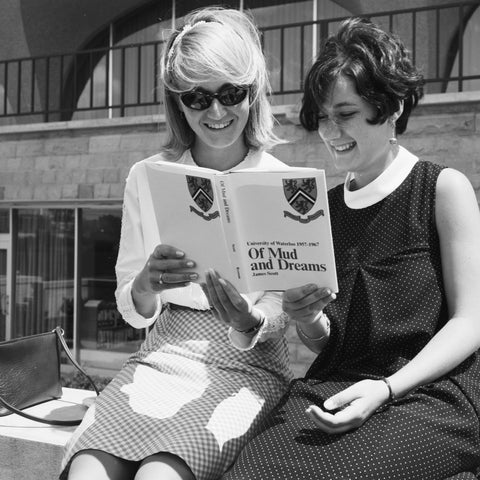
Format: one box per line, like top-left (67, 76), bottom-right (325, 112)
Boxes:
top-left (179, 85), bottom-right (250, 111)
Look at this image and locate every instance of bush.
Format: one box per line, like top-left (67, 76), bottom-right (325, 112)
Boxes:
top-left (62, 371), bottom-right (112, 392)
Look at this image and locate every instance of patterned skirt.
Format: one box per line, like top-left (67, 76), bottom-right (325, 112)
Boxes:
top-left (60, 304), bottom-right (290, 480)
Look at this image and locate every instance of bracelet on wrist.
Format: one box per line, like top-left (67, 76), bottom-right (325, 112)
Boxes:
top-left (380, 377), bottom-right (396, 402)
top-left (234, 317), bottom-right (265, 335)
top-left (297, 312), bottom-right (330, 341)
top-left (297, 325), bottom-right (328, 341)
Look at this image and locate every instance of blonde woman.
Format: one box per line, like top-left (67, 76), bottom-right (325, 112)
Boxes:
top-left (60, 7), bottom-right (295, 480)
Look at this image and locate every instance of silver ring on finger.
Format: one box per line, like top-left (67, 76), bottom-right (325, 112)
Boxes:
top-left (159, 272), bottom-right (166, 285)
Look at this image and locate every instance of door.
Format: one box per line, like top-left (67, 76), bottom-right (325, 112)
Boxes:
top-left (0, 237), bottom-right (11, 341)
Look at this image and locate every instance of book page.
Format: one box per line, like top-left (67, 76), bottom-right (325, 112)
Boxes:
top-left (223, 169), bottom-right (338, 292)
top-left (145, 161), bottom-right (233, 283)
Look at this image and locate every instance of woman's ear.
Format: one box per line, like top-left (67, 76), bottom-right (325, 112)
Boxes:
top-left (392, 100), bottom-right (404, 122)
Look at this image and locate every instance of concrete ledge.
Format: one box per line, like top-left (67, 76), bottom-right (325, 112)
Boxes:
top-left (0, 388), bottom-right (96, 480)
top-left (0, 114), bottom-right (167, 136)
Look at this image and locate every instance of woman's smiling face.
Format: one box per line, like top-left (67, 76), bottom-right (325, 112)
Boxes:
top-left (178, 80), bottom-right (250, 156)
top-left (317, 75), bottom-right (395, 187)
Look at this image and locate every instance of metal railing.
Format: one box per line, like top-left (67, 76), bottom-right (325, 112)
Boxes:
top-left (0, 0), bottom-right (479, 124)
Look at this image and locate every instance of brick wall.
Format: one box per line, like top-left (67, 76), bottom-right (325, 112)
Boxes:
top-left (0, 94), bottom-right (479, 377)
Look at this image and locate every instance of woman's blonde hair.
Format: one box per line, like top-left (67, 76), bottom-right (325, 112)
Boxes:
top-left (160, 7), bottom-right (284, 160)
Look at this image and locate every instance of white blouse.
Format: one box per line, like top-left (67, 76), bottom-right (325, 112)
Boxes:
top-left (115, 149), bottom-right (290, 350)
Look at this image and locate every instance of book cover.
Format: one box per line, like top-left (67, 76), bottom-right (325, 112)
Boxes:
top-left (146, 160), bottom-right (338, 293)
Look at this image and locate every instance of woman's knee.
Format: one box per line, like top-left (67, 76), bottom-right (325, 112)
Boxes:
top-left (135, 452), bottom-right (195, 480)
top-left (67, 449), bottom-right (138, 480)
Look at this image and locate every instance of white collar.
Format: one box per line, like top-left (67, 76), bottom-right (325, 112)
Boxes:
top-left (344, 146), bottom-right (419, 209)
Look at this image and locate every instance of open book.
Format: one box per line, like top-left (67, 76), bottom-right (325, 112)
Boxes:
top-left (146, 160), bottom-right (338, 293)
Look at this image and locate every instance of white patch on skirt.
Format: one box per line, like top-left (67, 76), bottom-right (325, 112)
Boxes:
top-left (206, 387), bottom-right (265, 452)
top-left (121, 364), bottom-right (209, 418)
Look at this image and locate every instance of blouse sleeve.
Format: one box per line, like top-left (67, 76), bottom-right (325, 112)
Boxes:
top-left (228, 290), bottom-right (289, 351)
top-left (115, 162), bottom-right (162, 328)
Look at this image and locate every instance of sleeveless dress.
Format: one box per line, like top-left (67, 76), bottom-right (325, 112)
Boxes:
top-left (223, 155), bottom-right (480, 479)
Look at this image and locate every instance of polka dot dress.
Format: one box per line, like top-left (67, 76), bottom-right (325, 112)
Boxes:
top-left (223, 161), bottom-right (480, 479)
top-left (59, 305), bottom-right (290, 480)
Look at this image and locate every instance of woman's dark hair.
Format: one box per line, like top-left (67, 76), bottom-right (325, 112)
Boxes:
top-left (300, 17), bottom-right (424, 135)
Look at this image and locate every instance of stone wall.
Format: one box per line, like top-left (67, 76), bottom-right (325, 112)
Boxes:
top-left (0, 118), bottom-right (165, 203)
top-left (0, 93), bottom-right (479, 377)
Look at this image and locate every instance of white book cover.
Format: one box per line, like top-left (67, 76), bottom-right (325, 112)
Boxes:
top-left (146, 160), bottom-right (338, 293)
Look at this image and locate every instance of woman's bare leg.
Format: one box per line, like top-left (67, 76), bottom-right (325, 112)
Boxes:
top-left (67, 449), bottom-right (138, 480)
top-left (135, 452), bottom-right (195, 480)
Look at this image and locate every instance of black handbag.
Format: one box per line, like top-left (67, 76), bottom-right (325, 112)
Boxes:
top-left (0, 326), bottom-right (100, 426)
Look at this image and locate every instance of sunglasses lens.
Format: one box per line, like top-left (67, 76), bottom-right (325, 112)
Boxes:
top-left (180, 85), bottom-right (249, 110)
top-left (180, 91), bottom-right (211, 110)
top-left (218, 86), bottom-right (248, 106)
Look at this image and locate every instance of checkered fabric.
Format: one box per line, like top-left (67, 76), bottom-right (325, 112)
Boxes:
top-left (60, 305), bottom-right (291, 480)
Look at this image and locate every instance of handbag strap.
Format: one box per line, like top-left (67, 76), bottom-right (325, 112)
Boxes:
top-left (53, 326), bottom-right (100, 397)
top-left (0, 327), bottom-right (100, 426)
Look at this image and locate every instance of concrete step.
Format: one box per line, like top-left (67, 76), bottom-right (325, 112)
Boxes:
top-left (0, 388), bottom-right (96, 480)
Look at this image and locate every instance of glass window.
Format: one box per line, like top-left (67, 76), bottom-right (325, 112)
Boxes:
top-left (72, 3), bottom-right (173, 121)
top-left (0, 209), bottom-right (10, 233)
top-left (0, 248), bottom-right (6, 341)
top-left (9, 207), bottom-right (143, 371)
top-left (245, 0), bottom-right (351, 106)
top-left (78, 208), bottom-right (144, 362)
top-left (246, 1), bottom-right (314, 106)
top-left (446, 6), bottom-right (480, 93)
top-left (13, 209), bottom-right (75, 339)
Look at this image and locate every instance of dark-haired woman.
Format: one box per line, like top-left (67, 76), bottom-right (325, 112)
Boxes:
top-left (224, 17), bottom-right (480, 479)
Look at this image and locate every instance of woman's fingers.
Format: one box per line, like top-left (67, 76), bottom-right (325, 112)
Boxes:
top-left (306, 388), bottom-right (365, 433)
top-left (283, 283), bottom-right (318, 303)
top-left (147, 261), bottom-right (197, 289)
top-left (306, 380), bottom-right (389, 434)
top-left (283, 284), bottom-right (335, 321)
top-left (212, 272), bottom-right (247, 311)
top-left (283, 284), bottom-right (334, 309)
top-left (151, 258), bottom-right (196, 271)
top-left (204, 270), bottom-right (228, 315)
top-left (148, 255), bottom-right (195, 274)
top-left (205, 269), bottom-right (247, 313)
top-left (145, 244), bottom-right (198, 289)
top-left (323, 388), bottom-right (356, 412)
top-left (306, 404), bottom-right (362, 434)
top-left (152, 244), bottom-right (187, 260)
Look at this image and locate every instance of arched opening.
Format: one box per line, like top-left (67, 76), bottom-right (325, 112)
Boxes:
top-left (60, 0), bottom-right (351, 121)
top-left (445, 4), bottom-right (480, 92)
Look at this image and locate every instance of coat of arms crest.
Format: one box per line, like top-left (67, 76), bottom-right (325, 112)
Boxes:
top-left (283, 177), bottom-right (324, 223)
top-left (186, 175), bottom-right (219, 220)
